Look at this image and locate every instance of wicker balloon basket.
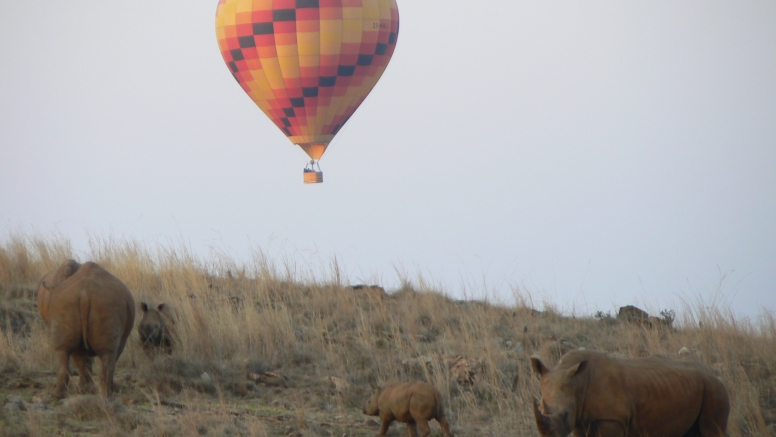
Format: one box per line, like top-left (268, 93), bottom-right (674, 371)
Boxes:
top-left (303, 171), bottom-right (323, 184)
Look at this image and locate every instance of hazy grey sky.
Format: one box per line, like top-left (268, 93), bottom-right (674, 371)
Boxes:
top-left (2, 1), bottom-right (774, 317)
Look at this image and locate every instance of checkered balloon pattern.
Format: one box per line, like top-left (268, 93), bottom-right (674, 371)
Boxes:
top-left (215, 0), bottom-right (399, 160)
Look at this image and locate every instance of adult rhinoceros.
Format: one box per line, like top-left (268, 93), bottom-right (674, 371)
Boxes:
top-left (531, 349), bottom-right (729, 437)
top-left (38, 260), bottom-right (135, 398)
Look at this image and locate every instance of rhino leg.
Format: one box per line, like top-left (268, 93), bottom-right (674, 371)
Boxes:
top-left (415, 419), bottom-right (430, 437)
top-left (72, 353), bottom-right (94, 393)
top-left (406, 421), bottom-right (419, 437)
top-left (437, 416), bottom-right (454, 437)
top-left (378, 412), bottom-right (394, 437)
top-left (98, 353), bottom-right (117, 397)
top-left (595, 421), bottom-right (627, 437)
top-left (697, 394), bottom-right (729, 437)
top-left (54, 350), bottom-right (71, 399)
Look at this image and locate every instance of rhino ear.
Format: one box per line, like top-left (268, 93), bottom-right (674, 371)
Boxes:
top-left (41, 259), bottom-right (81, 289)
top-left (531, 356), bottom-right (548, 380)
top-left (158, 303), bottom-right (177, 323)
top-left (63, 260), bottom-right (81, 278)
top-left (140, 302), bottom-right (149, 313)
top-left (54, 259), bottom-right (81, 287)
top-left (566, 360), bottom-right (588, 378)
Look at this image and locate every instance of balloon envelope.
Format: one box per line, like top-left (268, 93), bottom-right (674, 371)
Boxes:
top-left (215, 0), bottom-right (400, 161)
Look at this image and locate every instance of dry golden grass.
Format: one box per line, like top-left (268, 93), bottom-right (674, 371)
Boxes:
top-left (0, 234), bottom-right (774, 436)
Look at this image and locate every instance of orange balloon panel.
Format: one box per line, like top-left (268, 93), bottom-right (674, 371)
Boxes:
top-left (215, 0), bottom-right (399, 160)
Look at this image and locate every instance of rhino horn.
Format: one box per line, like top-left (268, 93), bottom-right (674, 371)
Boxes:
top-left (533, 398), bottom-right (552, 435)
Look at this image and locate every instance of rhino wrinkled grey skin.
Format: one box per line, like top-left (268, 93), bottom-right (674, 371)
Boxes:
top-left (531, 349), bottom-right (729, 437)
top-left (37, 260), bottom-right (135, 398)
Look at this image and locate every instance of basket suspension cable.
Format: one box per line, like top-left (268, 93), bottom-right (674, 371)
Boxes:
top-left (303, 159), bottom-right (322, 173)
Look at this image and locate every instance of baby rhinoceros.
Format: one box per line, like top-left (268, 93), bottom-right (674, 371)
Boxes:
top-left (138, 302), bottom-right (177, 354)
top-left (363, 380), bottom-right (453, 437)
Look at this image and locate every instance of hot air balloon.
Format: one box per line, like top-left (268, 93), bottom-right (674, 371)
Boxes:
top-left (215, 0), bottom-right (400, 183)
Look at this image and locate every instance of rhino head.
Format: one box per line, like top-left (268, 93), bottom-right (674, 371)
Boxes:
top-left (138, 302), bottom-right (176, 352)
top-left (362, 384), bottom-right (382, 416)
top-left (531, 355), bottom-right (588, 437)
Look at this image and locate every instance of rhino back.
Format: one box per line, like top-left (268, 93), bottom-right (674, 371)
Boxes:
top-left (582, 352), bottom-right (724, 436)
top-left (379, 381), bottom-right (441, 422)
top-left (44, 262), bottom-right (135, 353)
top-left (378, 382), bottom-right (413, 419)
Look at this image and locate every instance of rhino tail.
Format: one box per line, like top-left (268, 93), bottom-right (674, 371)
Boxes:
top-left (79, 291), bottom-right (91, 352)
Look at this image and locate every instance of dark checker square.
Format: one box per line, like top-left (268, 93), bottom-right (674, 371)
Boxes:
top-left (273, 9), bottom-right (296, 21)
top-left (357, 54), bottom-right (373, 66)
top-left (253, 22), bottom-right (274, 35)
top-left (283, 108), bottom-right (296, 117)
top-left (319, 76), bottom-right (336, 87)
top-left (375, 44), bottom-right (388, 56)
top-left (238, 36), bottom-right (256, 48)
top-left (389, 32), bottom-right (398, 45)
top-left (230, 49), bottom-right (244, 61)
top-left (228, 61), bottom-right (239, 72)
top-left (296, 0), bottom-right (319, 7)
top-left (281, 117), bottom-right (292, 127)
top-left (302, 87), bottom-right (319, 97)
top-left (337, 65), bottom-right (355, 76)
top-left (290, 98), bottom-right (305, 107)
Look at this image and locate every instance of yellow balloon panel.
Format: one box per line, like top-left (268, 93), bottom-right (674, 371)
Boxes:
top-left (215, 0), bottom-right (399, 157)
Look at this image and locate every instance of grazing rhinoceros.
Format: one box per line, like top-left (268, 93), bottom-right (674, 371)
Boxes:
top-left (138, 301), bottom-right (177, 354)
top-left (37, 260), bottom-right (135, 398)
top-left (531, 349), bottom-right (729, 437)
top-left (363, 380), bottom-right (453, 437)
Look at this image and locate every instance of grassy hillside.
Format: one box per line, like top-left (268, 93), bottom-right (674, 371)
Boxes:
top-left (1, 235), bottom-right (774, 437)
